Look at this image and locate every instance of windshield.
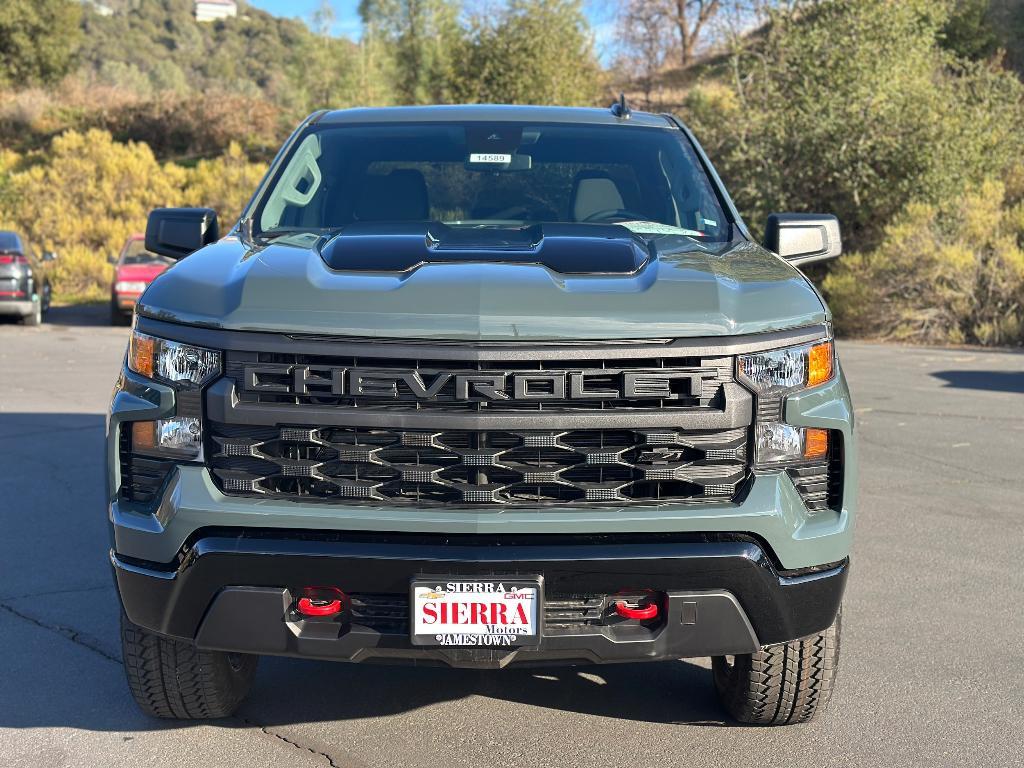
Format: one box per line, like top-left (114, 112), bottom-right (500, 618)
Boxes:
top-left (0, 231), bottom-right (24, 254)
top-left (255, 122), bottom-right (730, 242)
top-left (120, 239), bottom-right (170, 265)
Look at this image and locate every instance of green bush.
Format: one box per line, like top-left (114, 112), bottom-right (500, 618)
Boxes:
top-left (682, 0), bottom-right (1024, 249)
top-left (824, 179), bottom-right (1024, 345)
top-left (451, 0), bottom-right (603, 106)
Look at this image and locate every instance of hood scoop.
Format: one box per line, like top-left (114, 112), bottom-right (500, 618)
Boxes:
top-left (319, 222), bottom-right (652, 275)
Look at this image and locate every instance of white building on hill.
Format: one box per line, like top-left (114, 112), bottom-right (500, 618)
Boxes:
top-left (195, 0), bottom-right (237, 22)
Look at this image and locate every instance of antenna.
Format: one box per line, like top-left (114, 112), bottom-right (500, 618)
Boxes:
top-left (610, 93), bottom-right (631, 120)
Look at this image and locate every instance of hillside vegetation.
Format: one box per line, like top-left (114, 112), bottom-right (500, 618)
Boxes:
top-left (0, 0), bottom-right (1022, 345)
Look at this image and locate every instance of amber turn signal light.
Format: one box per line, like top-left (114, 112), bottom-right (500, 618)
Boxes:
top-left (131, 420), bottom-right (158, 452)
top-left (807, 341), bottom-right (834, 388)
top-left (128, 331), bottom-right (155, 379)
top-left (803, 428), bottom-right (830, 460)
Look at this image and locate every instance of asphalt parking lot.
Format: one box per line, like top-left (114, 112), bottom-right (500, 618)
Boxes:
top-left (1, 305), bottom-right (1022, 768)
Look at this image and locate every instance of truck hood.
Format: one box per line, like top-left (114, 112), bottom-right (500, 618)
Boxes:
top-left (138, 229), bottom-right (827, 340)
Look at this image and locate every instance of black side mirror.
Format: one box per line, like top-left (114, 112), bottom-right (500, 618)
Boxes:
top-left (107, 253), bottom-right (118, 265)
top-left (145, 208), bottom-right (219, 260)
top-left (764, 213), bottom-right (841, 267)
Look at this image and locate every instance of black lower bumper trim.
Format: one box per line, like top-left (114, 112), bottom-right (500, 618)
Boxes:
top-left (112, 531), bottom-right (847, 668)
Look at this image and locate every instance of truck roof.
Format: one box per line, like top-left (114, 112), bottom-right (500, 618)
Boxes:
top-left (317, 104), bottom-right (676, 129)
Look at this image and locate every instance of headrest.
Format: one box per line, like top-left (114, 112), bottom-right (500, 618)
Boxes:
top-left (572, 172), bottom-right (625, 222)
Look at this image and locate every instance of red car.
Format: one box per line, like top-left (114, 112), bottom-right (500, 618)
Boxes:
top-left (110, 235), bottom-right (173, 324)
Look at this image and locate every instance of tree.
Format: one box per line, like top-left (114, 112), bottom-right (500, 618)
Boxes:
top-left (0, 0), bottom-right (81, 87)
top-left (452, 0), bottom-right (602, 106)
top-left (682, 0), bottom-right (1024, 248)
top-left (672, 0), bottom-right (721, 67)
top-left (616, 0), bottom-right (677, 109)
top-left (359, 0), bottom-right (462, 104)
top-left (941, 0), bottom-right (1000, 62)
top-left (611, 0), bottom-right (805, 109)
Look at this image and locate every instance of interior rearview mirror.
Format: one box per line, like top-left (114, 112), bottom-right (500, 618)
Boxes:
top-left (764, 213), bottom-right (841, 267)
top-left (145, 208), bottom-right (219, 260)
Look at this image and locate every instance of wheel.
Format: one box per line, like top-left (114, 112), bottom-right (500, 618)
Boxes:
top-left (712, 609), bottom-right (841, 725)
top-left (120, 612), bottom-right (258, 719)
top-left (22, 298), bottom-right (42, 326)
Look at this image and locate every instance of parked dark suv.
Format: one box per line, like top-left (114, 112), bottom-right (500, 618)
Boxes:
top-left (0, 231), bottom-right (53, 325)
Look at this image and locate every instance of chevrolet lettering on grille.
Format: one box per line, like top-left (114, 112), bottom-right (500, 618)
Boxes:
top-left (241, 365), bottom-right (715, 402)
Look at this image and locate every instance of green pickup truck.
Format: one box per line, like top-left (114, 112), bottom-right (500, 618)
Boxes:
top-left (108, 103), bottom-right (854, 725)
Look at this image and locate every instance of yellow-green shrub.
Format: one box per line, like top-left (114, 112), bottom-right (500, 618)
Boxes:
top-left (48, 244), bottom-right (114, 302)
top-left (0, 130), bottom-right (266, 301)
top-left (824, 179), bottom-right (1024, 346)
top-left (184, 142), bottom-right (268, 223)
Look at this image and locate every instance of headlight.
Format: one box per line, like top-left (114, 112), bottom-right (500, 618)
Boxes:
top-left (737, 339), bottom-right (834, 396)
top-left (132, 418), bottom-right (203, 461)
top-left (128, 331), bottom-right (220, 386)
top-left (755, 422), bottom-right (829, 465)
top-left (115, 281), bottom-right (148, 293)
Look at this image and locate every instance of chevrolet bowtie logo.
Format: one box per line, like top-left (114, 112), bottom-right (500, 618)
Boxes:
top-left (241, 366), bottom-right (713, 402)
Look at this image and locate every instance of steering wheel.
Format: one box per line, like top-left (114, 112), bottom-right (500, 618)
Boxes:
top-left (581, 208), bottom-right (648, 223)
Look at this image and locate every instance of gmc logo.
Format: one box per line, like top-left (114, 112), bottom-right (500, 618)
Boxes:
top-left (242, 365), bottom-right (714, 402)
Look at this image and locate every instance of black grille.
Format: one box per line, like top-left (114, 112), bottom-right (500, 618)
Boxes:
top-left (118, 427), bottom-right (174, 504)
top-left (349, 593), bottom-right (408, 634)
top-left (543, 595), bottom-right (605, 634)
top-left (207, 423), bottom-right (748, 505)
top-left (347, 593), bottom-right (606, 635)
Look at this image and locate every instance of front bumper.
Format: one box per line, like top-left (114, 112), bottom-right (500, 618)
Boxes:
top-left (114, 292), bottom-right (142, 311)
top-left (112, 531), bottom-right (847, 668)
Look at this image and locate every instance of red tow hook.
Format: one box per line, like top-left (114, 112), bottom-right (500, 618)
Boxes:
top-left (614, 600), bottom-right (659, 621)
top-left (297, 597), bottom-right (343, 617)
top-left (295, 587), bottom-right (346, 618)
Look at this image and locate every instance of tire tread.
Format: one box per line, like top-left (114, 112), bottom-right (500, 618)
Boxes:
top-left (121, 613), bottom-right (256, 720)
top-left (712, 610), bottom-right (841, 725)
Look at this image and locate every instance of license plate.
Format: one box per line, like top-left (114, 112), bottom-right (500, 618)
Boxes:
top-left (410, 578), bottom-right (541, 647)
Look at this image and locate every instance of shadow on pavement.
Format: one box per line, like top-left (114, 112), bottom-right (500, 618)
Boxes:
top-left (931, 370), bottom-right (1024, 394)
top-left (43, 302), bottom-right (119, 328)
top-left (240, 655), bottom-right (727, 728)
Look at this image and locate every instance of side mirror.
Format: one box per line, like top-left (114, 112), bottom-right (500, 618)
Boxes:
top-left (42, 251), bottom-right (58, 262)
top-left (107, 253), bottom-right (118, 265)
top-left (145, 208), bottom-right (219, 260)
top-left (764, 213), bottom-right (841, 267)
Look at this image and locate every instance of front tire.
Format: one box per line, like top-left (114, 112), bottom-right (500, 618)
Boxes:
top-left (22, 299), bottom-right (42, 326)
top-left (712, 609), bottom-right (841, 725)
top-left (121, 612), bottom-right (257, 719)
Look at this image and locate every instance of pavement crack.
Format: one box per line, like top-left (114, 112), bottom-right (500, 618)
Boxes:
top-left (0, 583), bottom-right (110, 602)
top-left (0, 600), bottom-right (121, 664)
top-left (237, 717), bottom-right (342, 767)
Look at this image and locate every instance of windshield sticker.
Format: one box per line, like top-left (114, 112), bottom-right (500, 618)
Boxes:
top-left (619, 221), bottom-right (707, 237)
top-left (469, 153), bottom-right (512, 164)
top-left (703, 218), bottom-right (718, 227)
